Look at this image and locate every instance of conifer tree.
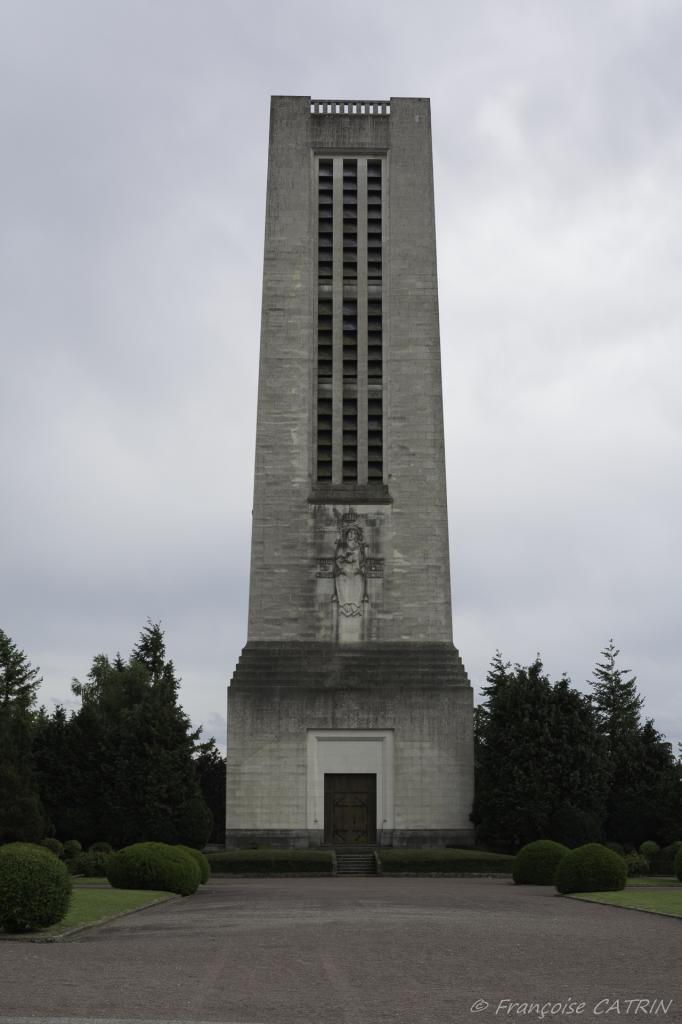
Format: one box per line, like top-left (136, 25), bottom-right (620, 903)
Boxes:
top-left (589, 639), bottom-right (643, 747)
top-left (0, 628), bottom-right (42, 717)
top-left (473, 653), bottom-right (606, 847)
top-left (194, 738), bottom-right (226, 843)
top-left (34, 623), bottom-right (212, 848)
top-left (588, 641), bottom-right (682, 844)
top-left (0, 629), bottom-right (45, 842)
top-left (588, 640), bottom-right (644, 841)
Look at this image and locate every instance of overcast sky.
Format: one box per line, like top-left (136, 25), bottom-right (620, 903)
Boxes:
top-left (1, 0), bottom-right (681, 754)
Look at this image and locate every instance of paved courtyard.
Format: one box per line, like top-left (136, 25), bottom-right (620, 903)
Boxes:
top-left (0, 877), bottom-right (679, 1024)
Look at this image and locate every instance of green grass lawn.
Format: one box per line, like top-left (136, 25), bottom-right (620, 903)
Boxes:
top-left (626, 876), bottom-right (681, 887)
top-left (39, 887), bottom-right (174, 936)
top-left (72, 876), bottom-right (111, 886)
top-left (573, 890), bottom-right (682, 918)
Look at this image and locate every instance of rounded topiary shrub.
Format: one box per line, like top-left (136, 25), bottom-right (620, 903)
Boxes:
top-left (604, 842), bottom-right (625, 858)
top-left (62, 839), bottom-right (82, 859)
top-left (107, 842), bottom-right (200, 896)
top-left (0, 844), bottom-right (72, 932)
top-left (555, 843), bottom-right (627, 894)
top-left (1, 842), bottom-right (53, 858)
top-left (176, 845), bottom-right (211, 884)
top-left (512, 840), bottom-right (569, 885)
top-left (40, 838), bottom-right (64, 858)
top-left (675, 846), bottom-right (682, 883)
top-left (88, 841), bottom-right (113, 854)
top-left (639, 840), bottom-right (660, 859)
top-left (651, 841), bottom-right (682, 875)
top-left (625, 852), bottom-right (650, 876)
top-left (75, 851), bottom-right (112, 877)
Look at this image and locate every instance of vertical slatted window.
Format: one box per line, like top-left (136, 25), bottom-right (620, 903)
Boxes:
top-left (342, 159), bottom-right (357, 282)
top-left (367, 159), bottom-right (383, 481)
top-left (341, 159), bottom-right (358, 479)
top-left (343, 396), bottom-right (357, 481)
top-left (315, 155), bottom-right (384, 487)
top-left (316, 158), bottom-right (333, 481)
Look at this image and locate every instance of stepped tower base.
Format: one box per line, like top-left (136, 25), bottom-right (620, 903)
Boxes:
top-left (226, 642), bottom-right (474, 849)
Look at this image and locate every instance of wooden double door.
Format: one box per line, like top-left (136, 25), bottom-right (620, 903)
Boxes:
top-left (324, 773), bottom-right (377, 845)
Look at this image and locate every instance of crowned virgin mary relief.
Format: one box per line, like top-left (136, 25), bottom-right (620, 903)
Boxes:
top-left (315, 510), bottom-right (384, 642)
top-left (334, 524), bottom-right (367, 617)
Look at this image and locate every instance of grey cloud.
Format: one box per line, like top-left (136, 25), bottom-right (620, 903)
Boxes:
top-left (1, 0), bottom-right (680, 754)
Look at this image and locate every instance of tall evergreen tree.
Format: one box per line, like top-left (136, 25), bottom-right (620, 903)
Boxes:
top-left (0, 629), bottom-right (45, 842)
top-left (604, 717), bottom-right (682, 846)
top-left (0, 628), bottom-right (42, 716)
top-left (34, 623), bottom-right (212, 848)
top-left (587, 641), bottom-right (682, 844)
top-left (194, 738), bottom-right (226, 843)
top-left (473, 653), bottom-right (607, 848)
top-left (589, 640), bottom-right (646, 842)
top-left (32, 705), bottom-right (86, 840)
top-left (589, 639), bottom-right (643, 745)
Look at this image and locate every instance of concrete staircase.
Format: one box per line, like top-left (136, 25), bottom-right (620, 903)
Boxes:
top-left (335, 849), bottom-right (377, 876)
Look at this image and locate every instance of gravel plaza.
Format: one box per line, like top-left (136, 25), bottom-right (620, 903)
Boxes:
top-left (0, 877), bottom-right (679, 1024)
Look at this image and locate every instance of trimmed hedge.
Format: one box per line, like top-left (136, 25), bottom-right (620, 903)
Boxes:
top-left (512, 840), bottom-right (569, 885)
top-left (651, 841), bottom-right (682, 875)
top-left (639, 840), bottom-right (660, 859)
top-left (1, 842), bottom-right (54, 858)
top-left (40, 838), bottom-right (64, 858)
top-left (675, 846), bottom-right (682, 883)
top-left (176, 845), bottom-right (211, 884)
top-left (378, 849), bottom-right (514, 874)
top-left (0, 843), bottom-right (72, 932)
top-left (625, 852), bottom-right (650, 876)
top-left (63, 839), bottom-right (82, 859)
top-left (107, 843), bottom-right (201, 896)
top-left (89, 841), bottom-right (114, 854)
top-left (208, 850), bottom-right (334, 874)
top-left (75, 851), bottom-right (113, 877)
top-left (556, 843), bottom-right (627, 894)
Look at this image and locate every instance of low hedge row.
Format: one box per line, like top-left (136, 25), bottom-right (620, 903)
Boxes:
top-left (378, 849), bottom-right (514, 873)
top-left (207, 850), bottom-right (334, 874)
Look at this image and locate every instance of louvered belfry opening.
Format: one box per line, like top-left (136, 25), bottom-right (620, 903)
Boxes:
top-left (316, 158), bottom-right (334, 481)
top-left (315, 154), bottom-right (384, 487)
top-left (367, 158), bottom-right (383, 481)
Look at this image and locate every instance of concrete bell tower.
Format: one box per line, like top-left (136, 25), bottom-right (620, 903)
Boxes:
top-left (226, 96), bottom-right (474, 848)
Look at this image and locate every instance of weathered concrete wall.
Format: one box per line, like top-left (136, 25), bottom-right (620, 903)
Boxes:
top-left (226, 657), bottom-right (474, 843)
top-left (247, 97), bottom-right (454, 643)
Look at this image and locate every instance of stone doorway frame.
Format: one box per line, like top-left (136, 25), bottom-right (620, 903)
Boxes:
top-left (306, 729), bottom-right (394, 840)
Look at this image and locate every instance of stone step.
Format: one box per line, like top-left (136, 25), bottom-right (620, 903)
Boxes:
top-left (336, 852), bottom-right (377, 876)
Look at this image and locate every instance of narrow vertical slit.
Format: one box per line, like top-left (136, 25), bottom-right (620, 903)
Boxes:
top-left (316, 158), bottom-right (333, 481)
top-left (367, 158), bottom-right (383, 481)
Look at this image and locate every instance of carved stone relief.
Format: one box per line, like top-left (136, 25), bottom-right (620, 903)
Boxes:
top-left (315, 509), bottom-right (385, 642)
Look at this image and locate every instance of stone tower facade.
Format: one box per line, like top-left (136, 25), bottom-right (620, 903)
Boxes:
top-left (226, 96), bottom-right (474, 848)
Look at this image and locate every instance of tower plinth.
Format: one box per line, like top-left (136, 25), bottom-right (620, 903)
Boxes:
top-left (226, 96), bottom-right (474, 848)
